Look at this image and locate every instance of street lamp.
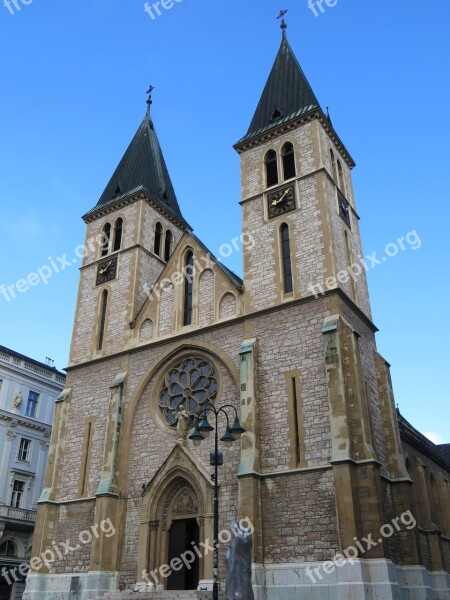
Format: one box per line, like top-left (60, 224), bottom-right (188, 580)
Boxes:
top-left (189, 404), bottom-right (245, 600)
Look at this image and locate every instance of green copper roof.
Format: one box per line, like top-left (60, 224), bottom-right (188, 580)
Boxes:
top-left (86, 113), bottom-right (185, 222)
top-left (237, 33), bottom-right (321, 145)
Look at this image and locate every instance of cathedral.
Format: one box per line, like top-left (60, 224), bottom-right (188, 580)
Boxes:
top-left (24, 24), bottom-right (450, 600)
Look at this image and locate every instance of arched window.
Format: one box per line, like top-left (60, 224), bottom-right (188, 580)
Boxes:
top-left (113, 218), bottom-right (123, 252)
top-left (154, 222), bottom-right (163, 256)
top-left (337, 160), bottom-right (346, 194)
top-left (330, 149), bottom-right (337, 184)
top-left (0, 540), bottom-right (16, 557)
top-left (183, 251), bottom-right (194, 326)
top-left (265, 150), bottom-right (278, 188)
top-left (164, 230), bottom-right (173, 262)
top-left (282, 143), bottom-right (296, 180)
top-left (98, 290), bottom-right (108, 351)
top-left (280, 224), bottom-right (293, 294)
top-left (101, 223), bottom-right (111, 257)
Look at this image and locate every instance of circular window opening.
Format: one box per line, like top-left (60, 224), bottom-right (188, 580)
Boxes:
top-left (159, 357), bottom-right (218, 429)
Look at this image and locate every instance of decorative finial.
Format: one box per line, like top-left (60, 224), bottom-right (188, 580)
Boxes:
top-left (277, 9), bottom-right (288, 33)
top-left (146, 85), bottom-right (155, 115)
top-left (326, 106), bottom-right (333, 126)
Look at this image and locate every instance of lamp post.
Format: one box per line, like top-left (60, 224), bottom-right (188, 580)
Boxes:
top-left (189, 404), bottom-right (245, 600)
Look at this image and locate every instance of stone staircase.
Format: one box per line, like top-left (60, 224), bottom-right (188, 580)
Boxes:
top-left (97, 591), bottom-right (225, 600)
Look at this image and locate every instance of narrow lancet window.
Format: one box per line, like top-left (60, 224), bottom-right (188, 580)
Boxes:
top-left (113, 218), bottom-right (123, 252)
top-left (280, 223), bottom-right (293, 294)
top-left (282, 143), bottom-right (296, 180)
top-left (101, 223), bottom-right (111, 257)
top-left (330, 149), bottom-right (337, 184)
top-left (337, 160), bottom-right (346, 194)
top-left (164, 230), bottom-right (173, 262)
top-left (183, 251), bottom-right (194, 326)
top-left (265, 150), bottom-right (279, 187)
top-left (154, 222), bottom-right (163, 256)
top-left (98, 290), bottom-right (108, 350)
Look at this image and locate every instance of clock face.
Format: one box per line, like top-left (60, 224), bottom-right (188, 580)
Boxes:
top-left (338, 192), bottom-right (351, 228)
top-left (96, 257), bottom-right (117, 285)
top-left (267, 185), bottom-right (296, 219)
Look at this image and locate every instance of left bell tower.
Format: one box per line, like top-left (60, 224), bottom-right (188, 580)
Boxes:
top-left (69, 94), bottom-right (189, 367)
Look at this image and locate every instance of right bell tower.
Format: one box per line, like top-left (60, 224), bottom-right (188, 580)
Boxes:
top-left (234, 24), bottom-right (372, 319)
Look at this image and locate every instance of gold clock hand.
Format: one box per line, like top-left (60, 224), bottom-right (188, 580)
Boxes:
top-left (271, 189), bottom-right (289, 206)
top-left (99, 261), bottom-right (112, 275)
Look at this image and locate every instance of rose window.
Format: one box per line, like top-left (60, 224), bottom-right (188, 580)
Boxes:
top-left (159, 357), bottom-right (218, 429)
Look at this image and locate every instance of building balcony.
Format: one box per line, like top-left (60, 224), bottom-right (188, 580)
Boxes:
top-left (0, 505), bottom-right (36, 525)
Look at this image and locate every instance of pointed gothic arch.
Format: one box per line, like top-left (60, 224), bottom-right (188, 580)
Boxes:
top-left (139, 318), bottom-right (154, 342)
top-left (138, 446), bottom-right (215, 590)
top-left (120, 340), bottom-right (240, 494)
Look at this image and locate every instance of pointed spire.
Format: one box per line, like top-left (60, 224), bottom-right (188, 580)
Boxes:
top-left (86, 99), bottom-right (185, 223)
top-left (236, 32), bottom-right (321, 145)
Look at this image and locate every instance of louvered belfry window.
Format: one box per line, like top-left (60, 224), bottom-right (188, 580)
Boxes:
top-left (101, 223), bottom-right (111, 257)
top-left (113, 218), bottom-right (123, 252)
top-left (282, 143), bottom-right (296, 180)
top-left (281, 223), bottom-right (293, 294)
top-left (164, 230), bottom-right (173, 262)
top-left (154, 222), bottom-right (163, 256)
top-left (265, 150), bottom-right (279, 187)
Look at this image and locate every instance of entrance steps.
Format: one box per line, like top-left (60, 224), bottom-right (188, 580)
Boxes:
top-left (97, 591), bottom-right (225, 600)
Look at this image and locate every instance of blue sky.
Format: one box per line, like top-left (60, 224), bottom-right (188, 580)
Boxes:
top-left (1, 0), bottom-right (449, 443)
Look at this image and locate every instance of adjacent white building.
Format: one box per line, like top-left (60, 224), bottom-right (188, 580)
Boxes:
top-left (0, 345), bottom-right (65, 600)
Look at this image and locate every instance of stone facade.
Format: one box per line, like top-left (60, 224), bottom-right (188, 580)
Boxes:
top-left (24, 34), bottom-right (449, 600)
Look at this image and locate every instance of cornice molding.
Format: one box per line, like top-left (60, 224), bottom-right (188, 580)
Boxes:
top-left (234, 109), bottom-right (356, 169)
top-left (83, 191), bottom-right (190, 232)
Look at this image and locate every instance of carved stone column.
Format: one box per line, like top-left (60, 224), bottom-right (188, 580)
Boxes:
top-left (31, 388), bottom-right (72, 575)
top-left (91, 373), bottom-right (127, 574)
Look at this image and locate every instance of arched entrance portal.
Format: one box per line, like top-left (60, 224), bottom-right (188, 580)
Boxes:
top-left (166, 485), bottom-right (200, 590)
top-left (139, 446), bottom-right (215, 591)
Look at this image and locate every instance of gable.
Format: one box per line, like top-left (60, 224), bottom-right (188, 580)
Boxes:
top-left (133, 233), bottom-right (243, 342)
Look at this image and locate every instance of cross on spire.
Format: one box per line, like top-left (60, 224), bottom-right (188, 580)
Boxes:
top-left (277, 9), bottom-right (288, 33)
top-left (146, 85), bottom-right (155, 115)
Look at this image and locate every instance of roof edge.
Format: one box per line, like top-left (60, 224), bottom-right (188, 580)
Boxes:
top-left (0, 345), bottom-right (66, 378)
top-left (234, 109), bottom-right (356, 169)
top-left (82, 188), bottom-right (191, 231)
